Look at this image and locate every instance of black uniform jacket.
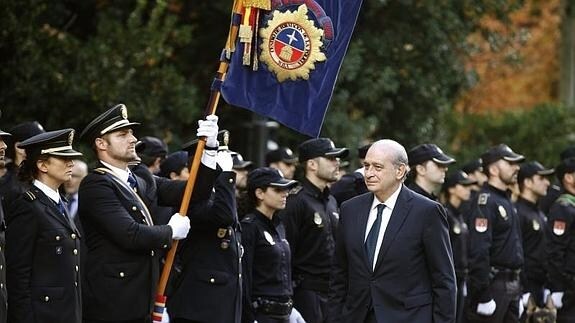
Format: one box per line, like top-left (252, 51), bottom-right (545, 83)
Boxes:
top-left (79, 162), bottom-right (215, 321)
top-left (6, 187), bottom-right (82, 323)
top-left (168, 171), bottom-right (242, 323)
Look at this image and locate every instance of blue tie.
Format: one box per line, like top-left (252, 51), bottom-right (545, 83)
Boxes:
top-left (127, 172), bottom-right (138, 191)
top-left (365, 204), bottom-right (385, 267)
top-left (57, 200), bottom-right (67, 217)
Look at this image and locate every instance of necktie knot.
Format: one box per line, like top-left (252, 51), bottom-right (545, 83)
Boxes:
top-left (127, 172), bottom-right (138, 191)
top-left (57, 200), bottom-right (67, 215)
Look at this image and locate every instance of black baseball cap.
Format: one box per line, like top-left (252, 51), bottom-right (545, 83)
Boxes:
top-left (298, 138), bottom-right (348, 162)
top-left (9, 121), bottom-right (45, 142)
top-left (232, 152), bottom-right (253, 170)
top-left (556, 157), bottom-right (575, 181)
top-left (408, 144), bottom-right (455, 167)
top-left (266, 147), bottom-right (298, 165)
top-left (518, 161), bottom-right (554, 183)
top-left (442, 170), bottom-right (477, 191)
top-left (80, 104), bottom-right (140, 144)
top-left (136, 136), bottom-right (168, 157)
top-left (247, 167), bottom-right (297, 191)
top-left (17, 128), bottom-right (83, 158)
top-left (159, 151), bottom-right (188, 178)
top-left (357, 143), bottom-right (372, 160)
top-left (461, 158), bottom-right (483, 174)
top-left (481, 144), bottom-right (524, 168)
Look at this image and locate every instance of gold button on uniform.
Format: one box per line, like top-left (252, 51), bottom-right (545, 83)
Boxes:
top-left (151, 250), bottom-right (155, 256)
top-left (73, 249), bottom-right (78, 255)
top-left (120, 272), bottom-right (125, 278)
top-left (132, 206), bottom-right (137, 211)
top-left (44, 296), bottom-right (49, 302)
top-left (71, 233), bottom-right (77, 239)
top-left (55, 236), bottom-right (61, 241)
top-left (209, 278), bottom-right (215, 283)
top-left (228, 178), bottom-right (233, 184)
top-left (75, 266), bottom-right (79, 272)
top-left (163, 244), bottom-right (168, 249)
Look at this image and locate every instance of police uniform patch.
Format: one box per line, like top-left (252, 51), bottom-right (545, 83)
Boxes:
top-left (553, 220), bottom-right (566, 236)
top-left (498, 205), bottom-right (507, 220)
top-left (532, 219), bottom-right (540, 231)
top-left (478, 193), bottom-right (489, 205)
top-left (475, 218), bottom-right (488, 233)
top-left (313, 212), bottom-right (323, 225)
top-left (217, 228), bottom-right (227, 238)
top-left (453, 224), bottom-right (461, 235)
top-left (263, 231), bottom-right (275, 245)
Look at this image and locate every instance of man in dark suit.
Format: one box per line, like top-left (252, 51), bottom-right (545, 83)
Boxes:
top-left (329, 139), bottom-right (456, 323)
top-left (78, 104), bottom-right (218, 323)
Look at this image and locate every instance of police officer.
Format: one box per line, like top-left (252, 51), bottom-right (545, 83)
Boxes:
top-left (167, 146), bottom-right (242, 323)
top-left (515, 161), bottom-right (554, 316)
top-left (461, 158), bottom-right (488, 223)
top-left (546, 157), bottom-right (575, 320)
top-left (266, 147), bottom-right (298, 180)
top-left (78, 104), bottom-right (203, 323)
top-left (136, 136), bottom-right (169, 175)
top-left (407, 143), bottom-right (456, 201)
top-left (442, 170), bottom-right (476, 323)
top-left (0, 124), bottom-right (10, 323)
top-left (241, 167), bottom-right (301, 323)
top-left (159, 151), bottom-right (190, 181)
top-left (6, 129), bottom-right (83, 323)
top-left (282, 137), bottom-right (348, 323)
top-left (330, 143), bottom-right (371, 206)
top-left (466, 144), bottom-right (525, 322)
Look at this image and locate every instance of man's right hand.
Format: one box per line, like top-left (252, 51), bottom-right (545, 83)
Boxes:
top-left (476, 299), bottom-right (496, 316)
top-left (167, 213), bottom-right (190, 240)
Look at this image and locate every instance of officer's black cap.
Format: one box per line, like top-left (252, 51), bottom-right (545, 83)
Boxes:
top-left (518, 161), bottom-right (554, 184)
top-left (481, 144), bottom-right (524, 168)
top-left (442, 170), bottom-right (477, 191)
top-left (556, 157), bottom-right (575, 181)
top-left (408, 144), bottom-right (455, 167)
top-left (298, 138), bottom-right (348, 163)
top-left (560, 146), bottom-right (575, 161)
top-left (461, 159), bottom-right (483, 174)
top-left (357, 143), bottom-right (372, 160)
top-left (232, 152), bottom-right (253, 170)
top-left (80, 104), bottom-right (140, 144)
top-left (181, 130), bottom-right (230, 153)
top-left (265, 147), bottom-right (298, 165)
top-left (159, 151), bottom-right (188, 178)
top-left (9, 121), bottom-right (45, 142)
top-left (17, 128), bottom-right (82, 158)
top-left (248, 167), bottom-right (298, 191)
top-left (136, 136), bottom-right (168, 157)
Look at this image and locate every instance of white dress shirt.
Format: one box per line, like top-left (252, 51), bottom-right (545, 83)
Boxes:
top-left (33, 179), bottom-right (62, 205)
top-left (100, 160), bottom-right (130, 184)
top-left (364, 184), bottom-right (402, 270)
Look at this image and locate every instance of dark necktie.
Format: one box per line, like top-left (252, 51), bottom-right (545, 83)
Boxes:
top-left (127, 172), bottom-right (138, 191)
top-left (365, 204), bottom-right (385, 268)
top-left (57, 200), bottom-right (68, 218)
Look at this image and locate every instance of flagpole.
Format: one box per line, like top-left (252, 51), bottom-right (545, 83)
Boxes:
top-left (152, 0), bottom-right (244, 321)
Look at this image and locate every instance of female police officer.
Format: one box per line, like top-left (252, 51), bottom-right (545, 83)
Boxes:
top-left (6, 128), bottom-right (83, 323)
top-left (241, 167), bottom-right (304, 323)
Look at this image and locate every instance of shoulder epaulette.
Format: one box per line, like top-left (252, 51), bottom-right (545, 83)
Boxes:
top-left (478, 193), bottom-right (489, 206)
top-left (93, 167), bottom-right (107, 175)
top-left (557, 194), bottom-right (575, 207)
top-left (289, 185), bottom-right (303, 195)
top-left (24, 190), bottom-right (37, 201)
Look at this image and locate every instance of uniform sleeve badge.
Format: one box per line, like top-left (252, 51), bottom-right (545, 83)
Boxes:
top-left (475, 218), bottom-right (488, 233)
top-left (263, 231), bottom-right (275, 245)
top-left (453, 224), bottom-right (461, 235)
top-left (553, 220), bottom-right (566, 236)
top-left (498, 205), bottom-right (508, 220)
top-left (313, 212), bottom-right (323, 226)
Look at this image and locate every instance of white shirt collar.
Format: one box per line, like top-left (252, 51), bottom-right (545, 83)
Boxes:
top-left (370, 184), bottom-right (402, 212)
top-left (100, 160), bottom-right (130, 183)
top-left (33, 179), bottom-right (61, 204)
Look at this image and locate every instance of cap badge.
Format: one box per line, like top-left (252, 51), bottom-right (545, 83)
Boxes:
top-left (313, 212), bottom-right (323, 226)
top-left (222, 131), bottom-right (230, 146)
top-left (121, 105), bottom-right (128, 120)
top-left (475, 218), bottom-right (488, 233)
top-left (498, 205), bottom-right (508, 220)
top-left (264, 231), bottom-right (275, 245)
top-left (217, 228), bottom-right (227, 238)
top-left (553, 220), bottom-right (566, 236)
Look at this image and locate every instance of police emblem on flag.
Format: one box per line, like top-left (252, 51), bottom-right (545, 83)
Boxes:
top-left (259, 4), bottom-right (328, 82)
top-left (553, 220), bottom-right (566, 236)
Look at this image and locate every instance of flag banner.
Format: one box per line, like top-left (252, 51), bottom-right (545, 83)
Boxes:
top-left (221, 0), bottom-right (363, 137)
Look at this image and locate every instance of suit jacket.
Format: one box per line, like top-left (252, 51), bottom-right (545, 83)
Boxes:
top-left (79, 162), bottom-right (215, 321)
top-left (167, 171), bottom-right (241, 323)
top-left (329, 185), bottom-right (456, 323)
top-left (6, 187), bottom-right (82, 323)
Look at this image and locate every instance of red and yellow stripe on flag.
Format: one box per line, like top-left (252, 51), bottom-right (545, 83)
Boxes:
top-left (152, 294), bottom-right (167, 323)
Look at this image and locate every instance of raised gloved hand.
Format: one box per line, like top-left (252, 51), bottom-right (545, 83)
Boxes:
top-left (161, 309), bottom-right (170, 323)
top-left (551, 292), bottom-right (564, 309)
top-left (289, 307), bottom-right (306, 323)
top-left (477, 299), bottom-right (496, 316)
top-left (197, 115), bottom-right (219, 148)
top-left (216, 150), bottom-right (234, 172)
top-left (167, 213), bottom-right (190, 240)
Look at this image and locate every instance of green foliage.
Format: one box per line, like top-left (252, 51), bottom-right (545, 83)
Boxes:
top-left (440, 104), bottom-right (575, 168)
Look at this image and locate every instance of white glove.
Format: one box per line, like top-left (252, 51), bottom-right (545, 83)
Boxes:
top-left (477, 299), bottom-right (496, 316)
top-left (197, 115), bottom-right (219, 148)
top-left (216, 150), bottom-right (234, 172)
top-left (167, 213), bottom-right (190, 240)
top-left (544, 289), bottom-right (551, 304)
top-left (519, 298), bottom-right (524, 318)
top-left (289, 307), bottom-right (306, 323)
top-left (521, 292), bottom-right (530, 306)
top-left (161, 309), bottom-right (170, 323)
top-left (551, 292), bottom-right (564, 309)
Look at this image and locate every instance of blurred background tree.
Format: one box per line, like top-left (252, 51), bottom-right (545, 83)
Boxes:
top-left (0, 0), bottom-right (571, 169)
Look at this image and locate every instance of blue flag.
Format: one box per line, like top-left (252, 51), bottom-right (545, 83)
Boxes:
top-left (221, 0), bottom-right (363, 137)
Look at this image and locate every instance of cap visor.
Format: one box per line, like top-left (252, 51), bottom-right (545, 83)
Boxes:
top-left (269, 179), bottom-right (298, 189)
top-left (537, 168), bottom-right (555, 176)
top-left (105, 121), bottom-right (140, 135)
top-left (503, 154), bottom-right (525, 163)
top-left (282, 157), bottom-right (298, 164)
top-left (233, 161), bottom-right (253, 170)
top-left (325, 148), bottom-right (349, 159)
top-left (459, 178), bottom-right (477, 186)
top-left (0, 131), bottom-right (11, 137)
top-left (49, 149), bottom-right (83, 158)
top-left (432, 156), bottom-right (456, 165)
